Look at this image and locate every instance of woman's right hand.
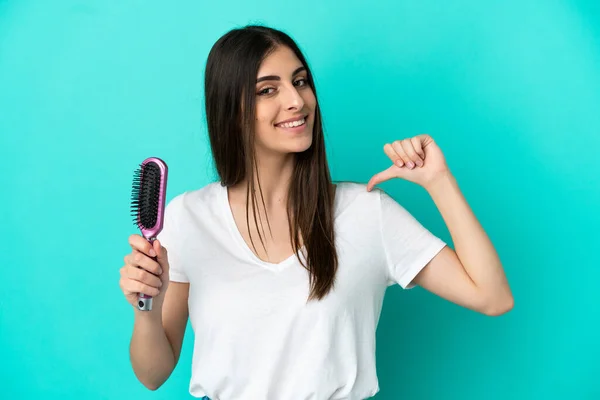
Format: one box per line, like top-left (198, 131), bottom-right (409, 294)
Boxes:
top-left (120, 234), bottom-right (170, 310)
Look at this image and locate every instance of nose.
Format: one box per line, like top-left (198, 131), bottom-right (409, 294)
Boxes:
top-left (282, 84), bottom-right (305, 111)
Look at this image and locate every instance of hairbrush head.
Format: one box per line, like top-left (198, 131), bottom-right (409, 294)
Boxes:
top-left (130, 157), bottom-right (168, 240)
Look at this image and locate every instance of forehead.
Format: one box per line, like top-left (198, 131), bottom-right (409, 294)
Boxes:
top-left (257, 46), bottom-right (303, 75)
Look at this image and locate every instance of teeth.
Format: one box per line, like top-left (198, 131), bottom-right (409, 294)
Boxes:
top-left (279, 118), bottom-right (305, 128)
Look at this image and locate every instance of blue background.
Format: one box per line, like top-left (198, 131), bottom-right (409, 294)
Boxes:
top-left (1, 1), bottom-right (599, 399)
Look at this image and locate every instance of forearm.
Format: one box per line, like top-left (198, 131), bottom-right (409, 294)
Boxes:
top-left (130, 309), bottom-right (176, 390)
top-left (426, 172), bottom-right (513, 307)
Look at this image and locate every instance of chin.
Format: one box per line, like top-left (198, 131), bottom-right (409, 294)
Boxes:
top-left (278, 143), bottom-right (312, 155)
top-left (291, 135), bottom-right (313, 153)
top-left (262, 124), bottom-right (314, 154)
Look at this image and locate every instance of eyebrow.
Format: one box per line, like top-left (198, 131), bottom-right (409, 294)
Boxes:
top-left (256, 66), bottom-right (306, 83)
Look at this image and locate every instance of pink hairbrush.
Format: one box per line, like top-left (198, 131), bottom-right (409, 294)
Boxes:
top-left (130, 157), bottom-right (168, 311)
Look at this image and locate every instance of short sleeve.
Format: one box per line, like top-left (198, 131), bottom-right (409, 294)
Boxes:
top-left (157, 195), bottom-right (189, 283)
top-left (378, 189), bottom-right (446, 289)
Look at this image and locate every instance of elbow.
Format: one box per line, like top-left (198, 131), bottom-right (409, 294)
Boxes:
top-left (482, 293), bottom-right (514, 316)
top-left (141, 380), bottom-right (164, 391)
top-left (134, 372), bottom-right (167, 391)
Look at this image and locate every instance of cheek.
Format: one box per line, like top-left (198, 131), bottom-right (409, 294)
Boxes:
top-left (255, 116), bottom-right (276, 140)
top-left (255, 105), bottom-right (277, 127)
top-left (304, 88), bottom-right (317, 108)
top-left (254, 111), bottom-right (277, 144)
top-left (256, 116), bottom-right (272, 126)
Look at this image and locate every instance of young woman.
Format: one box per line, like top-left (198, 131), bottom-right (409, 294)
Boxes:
top-left (119, 25), bottom-right (513, 400)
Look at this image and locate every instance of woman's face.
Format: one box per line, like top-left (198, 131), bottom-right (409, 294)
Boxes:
top-left (253, 46), bottom-right (316, 157)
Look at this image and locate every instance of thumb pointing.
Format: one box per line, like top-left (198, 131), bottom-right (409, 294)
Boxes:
top-left (367, 166), bottom-right (398, 192)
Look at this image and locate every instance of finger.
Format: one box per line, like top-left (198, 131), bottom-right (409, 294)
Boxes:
top-left (119, 277), bottom-right (138, 297)
top-left (122, 265), bottom-right (163, 288)
top-left (367, 166), bottom-right (398, 192)
top-left (391, 141), bottom-right (412, 168)
top-left (129, 234), bottom-right (156, 258)
top-left (400, 139), bottom-right (422, 168)
top-left (410, 136), bottom-right (426, 162)
top-left (383, 143), bottom-right (404, 167)
top-left (416, 133), bottom-right (433, 148)
top-left (153, 240), bottom-right (169, 272)
top-left (121, 277), bottom-right (161, 297)
top-left (134, 250), bottom-right (162, 275)
top-left (119, 275), bottom-right (161, 297)
top-left (124, 250), bottom-right (162, 275)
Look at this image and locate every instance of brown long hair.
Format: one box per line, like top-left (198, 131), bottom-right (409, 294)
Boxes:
top-left (204, 25), bottom-right (337, 300)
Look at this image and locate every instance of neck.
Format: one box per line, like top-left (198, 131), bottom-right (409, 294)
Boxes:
top-left (233, 151), bottom-right (296, 209)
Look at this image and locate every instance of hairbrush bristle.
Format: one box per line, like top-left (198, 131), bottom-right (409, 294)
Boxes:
top-left (130, 161), bottom-right (162, 230)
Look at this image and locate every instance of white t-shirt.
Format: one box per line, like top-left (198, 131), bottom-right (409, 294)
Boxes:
top-left (157, 181), bottom-right (446, 400)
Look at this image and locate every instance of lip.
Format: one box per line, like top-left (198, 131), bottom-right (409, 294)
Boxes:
top-left (275, 114), bottom-right (309, 126)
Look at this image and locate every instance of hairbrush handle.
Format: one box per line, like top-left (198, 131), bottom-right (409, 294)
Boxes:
top-left (137, 293), bottom-right (153, 311)
top-left (137, 237), bottom-right (157, 311)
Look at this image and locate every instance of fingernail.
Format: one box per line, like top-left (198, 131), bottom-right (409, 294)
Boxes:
top-left (407, 161), bottom-right (415, 169)
top-left (417, 160), bottom-right (424, 167)
top-left (158, 281), bottom-right (163, 287)
top-left (158, 268), bottom-right (163, 275)
top-left (149, 249), bottom-right (156, 257)
top-left (395, 160), bottom-right (404, 167)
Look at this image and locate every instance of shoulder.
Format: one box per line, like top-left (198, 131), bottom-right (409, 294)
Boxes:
top-left (334, 181), bottom-right (384, 203)
top-left (165, 181), bottom-right (223, 216)
top-left (333, 181), bottom-right (383, 218)
top-left (334, 181), bottom-right (414, 222)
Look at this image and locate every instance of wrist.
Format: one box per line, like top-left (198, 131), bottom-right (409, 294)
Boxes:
top-left (424, 170), bottom-right (455, 194)
top-left (133, 304), bottom-right (163, 323)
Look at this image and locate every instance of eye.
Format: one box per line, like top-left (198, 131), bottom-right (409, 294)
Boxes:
top-left (294, 78), bottom-right (308, 87)
top-left (257, 87), bottom-right (276, 96)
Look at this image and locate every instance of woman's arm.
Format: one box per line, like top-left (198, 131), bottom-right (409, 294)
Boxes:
top-left (412, 172), bottom-right (514, 316)
top-left (130, 281), bottom-right (190, 390)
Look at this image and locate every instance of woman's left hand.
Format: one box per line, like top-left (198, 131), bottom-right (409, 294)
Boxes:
top-left (367, 134), bottom-right (451, 192)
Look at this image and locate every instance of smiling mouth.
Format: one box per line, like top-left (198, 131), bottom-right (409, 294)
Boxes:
top-left (275, 115), bottom-right (308, 129)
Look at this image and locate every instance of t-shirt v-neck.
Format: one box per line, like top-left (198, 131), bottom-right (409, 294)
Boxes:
top-left (219, 183), bottom-right (305, 272)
